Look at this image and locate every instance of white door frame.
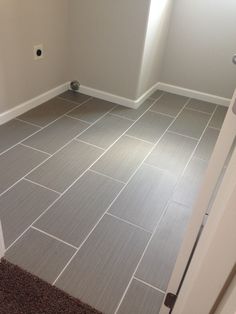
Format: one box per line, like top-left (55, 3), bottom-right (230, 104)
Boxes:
top-left (160, 89), bottom-right (236, 313)
top-left (172, 143), bottom-right (236, 313)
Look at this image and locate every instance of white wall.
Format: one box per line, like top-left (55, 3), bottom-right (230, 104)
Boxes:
top-left (137, 0), bottom-right (173, 98)
top-left (161, 0), bottom-right (236, 99)
top-left (0, 0), bottom-right (69, 114)
top-left (69, 0), bottom-right (151, 100)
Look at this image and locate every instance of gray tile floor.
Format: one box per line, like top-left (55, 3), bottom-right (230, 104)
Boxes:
top-left (0, 90), bottom-right (227, 314)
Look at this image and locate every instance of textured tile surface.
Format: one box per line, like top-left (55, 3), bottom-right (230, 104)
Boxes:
top-left (146, 132), bottom-right (197, 176)
top-left (68, 98), bottom-right (117, 123)
top-left (0, 180), bottom-right (58, 248)
top-left (35, 171), bottom-right (123, 247)
top-left (78, 114), bottom-right (132, 149)
top-left (0, 145), bottom-right (48, 194)
top-left (173, 157), bottom-right (208, 207)
top-left (0, 119), bottom-right (39, 154)
top-left (19, 97), bottom-right (77, 127)
top-left (109, 164), bottom-right (177, 232)
top-left (136, 202), bottom-right (191, 291)
top-left (194, 127), bottom-right (219, 161)
top-left (110, 98), bottom-right (154, 121)
top-left (23, 116), bottom-right (89, 154)
top-left (126, 111), bottom-right (173, 143)
top-left (150, 93), bottom-right (188, 117)
top-left (169, 109), bottom-right (210, 139)
top-left (149, 90), bottom-right (164, 99)
top-left (92, 135), bottom-right (153, 182)
top-left (56, 215), bottom-right (150, 314)
top-left (59, 90), bottom-right (91, 104)
top-left (186, 99), bottom-right (216, 114)
top-left (209, 106), bottom-right (228, 129)
top-left (6, 228), bottom-right (76, 283)
top-left (27, 141), bottom-right (103, 192)
top-left (117, 279), bottom-right (164, 314)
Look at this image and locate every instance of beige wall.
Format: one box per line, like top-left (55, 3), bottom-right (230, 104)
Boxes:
top-left (215, 274), bottom-right (236, 314)
top-left (137, 0), bottom-right (173, 98)
top-left (161, 0), bottom-right (236, 99)
top-left (69, 0), bottom-right (151, 100)
top-left (0, 0), bottom-right (69, 114)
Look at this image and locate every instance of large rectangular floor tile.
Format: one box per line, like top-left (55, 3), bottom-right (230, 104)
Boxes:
top-left (173, 157), bottom-right (208, 207)
top-left (19, 97), bottom-right (77, 127)
top-left (59, 90), bottom-right (91, 104)
top-left (110, 98), bottom-right (154, 121)
top-left (136, 202), bottom-right (192, 291)
top-left (117, 279), bottom-right (164, 314)
top-left (109, 164), bottom-right (177, 232)
top-left (126, 111), bottom-right (173, 143)
top-left (78, 114), bottom-right (132, 149)
top-left (150, 93), bottom-right (188, 117)
top-left (68, 98), bottom-right (117, 123)
top-left (149, 90), bottom-right (164, 99)
top-left (186, 99), bottom-right (216, 114)
top-left (27, 141), bottom-right (103, 193)
top-left (23, 116), bottom-right (89, 154)
top-left (194, 127), bottom-right (219, 161)
top-left (209, 105), bottom-right (228, 129)
top-left (35, 171), bottom-right (124, 247)
top-left (0, 145), bottom-right (48, 194)
top-left (0, 119), bottom-right (39, 154)
top-left (92, 135), bottom-right (153, 182)
top-left (0, 179), bottom-right (58, 248)
top-left (55, 214), bottom-right (150, 314)
top-left (145, 132), bottom-right (197, 176)
top-left (169, 109), bottom-right (210, 139)
top-left (6, 228), bottom-right (75, 283)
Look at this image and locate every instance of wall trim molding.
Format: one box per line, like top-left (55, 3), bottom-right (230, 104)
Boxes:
top-left (79, 82), bottom-right (160, 109)
top-left (0, 82), bottom-right (69, 125)
top-left (1, 80), bottom-right (231, 125)
top-left (157, 82), bottom-right (231, 107)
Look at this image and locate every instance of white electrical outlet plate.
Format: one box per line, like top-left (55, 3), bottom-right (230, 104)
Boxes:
top-left (33, 44), bottom-right (44, 60)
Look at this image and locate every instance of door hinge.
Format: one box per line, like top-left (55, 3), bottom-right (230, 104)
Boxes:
top-left (164, 292), bottom-right (177, 310)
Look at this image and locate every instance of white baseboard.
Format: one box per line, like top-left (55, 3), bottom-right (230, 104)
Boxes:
top-left (157, 82), bottom-right (231, 107)
top-left (0, 82), bottom-right (69, 125)
top-left (79, 82), bottom-right (160, 109)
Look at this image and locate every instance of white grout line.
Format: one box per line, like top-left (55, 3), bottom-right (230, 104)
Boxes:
top-left (0, 97), bottom-right (93, 157)
top-left (184, 107), bottom-right (212, 116)
top-left (64, 114), bottom-right (92, 125)
top-left (74, 139), bottom-right (105, 151)
top-left (148, 109), bottom-right (175, 118)
top-left (143, 162), bottom-right (172, 174)
top-left (23, 178), bottom-right (61, 195)
top-left (125, 134), bottom-right (155, 145)
top-left (15, 118), bottom-right (42, 128)
top-left (88, 169), bottom-right (126, 184)
top-left (109, 113), bottom-right (135, 122)
top-left (31, 226), bottom-right (78, 250)
top-left (208, 126), bottom-right (221, 131)
top-left (57, 95), bottom-right (93, 107)
top-left (106, 213), bottom-right (152, 234)
top-left (167, 130), bottom-right (199, 141)
top-left (114, 202), bottom-right (170, 314)
top-left (20, 143), bottom-right (52, 156)
top-left (133, 276), bottom-right (165, 294)
top-left (184, 106), bottom-right (213, 116)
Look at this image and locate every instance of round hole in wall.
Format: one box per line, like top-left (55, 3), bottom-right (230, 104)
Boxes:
top-left (36, 49), bottom-right (42, 57)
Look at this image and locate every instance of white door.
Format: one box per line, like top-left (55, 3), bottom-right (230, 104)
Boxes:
top-left (160, 89), bottom-right (236, 314)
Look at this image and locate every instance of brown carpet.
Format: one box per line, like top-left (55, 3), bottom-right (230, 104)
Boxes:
top-left (0, 259), bottom-right (102, 314)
